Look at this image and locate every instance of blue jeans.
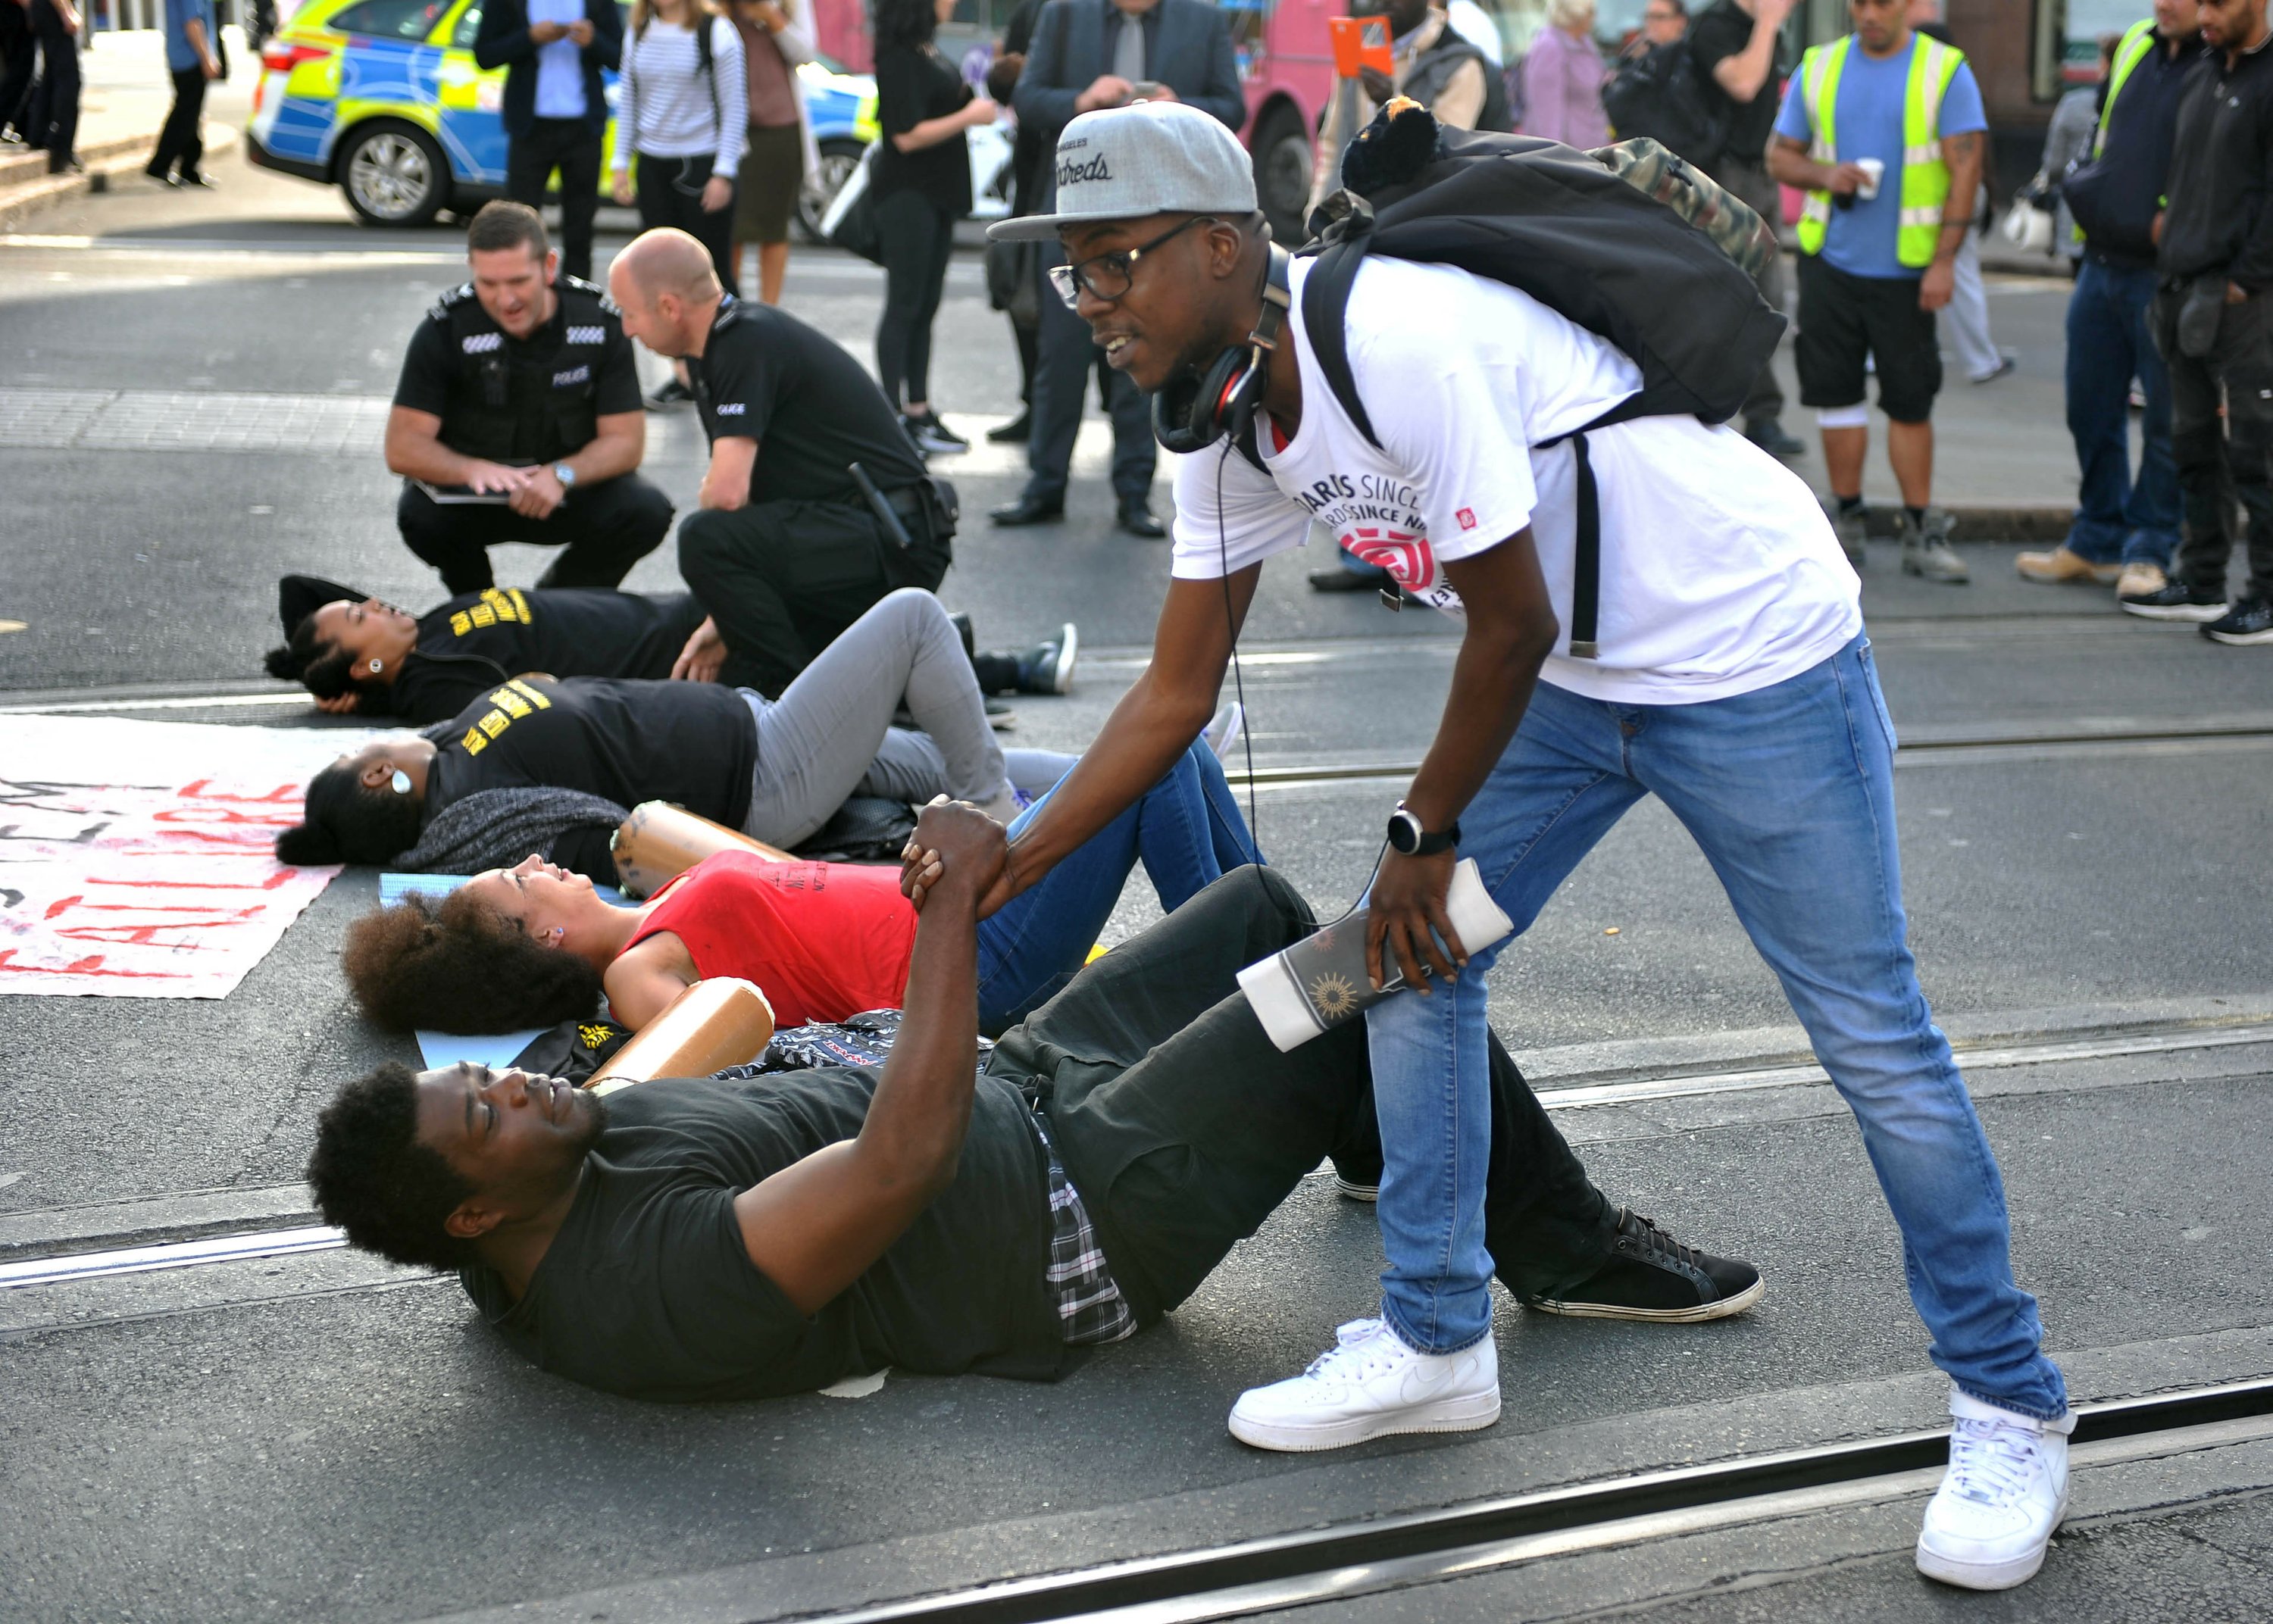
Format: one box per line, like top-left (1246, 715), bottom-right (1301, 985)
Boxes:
top-left (2065, 258), bottom-right (2179, 567)
top-left (1365, 636), bottom-right (2067, 1420)
top-left (975, 743), bottom-right (1262, 1034)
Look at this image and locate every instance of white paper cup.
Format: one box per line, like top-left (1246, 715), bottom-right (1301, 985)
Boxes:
top-left (1856, 158), bottom-right (1885, 201)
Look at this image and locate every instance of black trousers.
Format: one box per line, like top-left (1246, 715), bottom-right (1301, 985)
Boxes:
top-left (0, 0), bottom-right (36, 141)
top-left (28, 0), bottom-right (75, 170)
top-left (149, 65), bottom-right (207, 180)
top-left (507, 117), bottom-right (604, 283)
top-left (999, 867), bottom-right (1618, 1326)
top-left (2154, 286), bottom-right (2273, 604)
top-left (677, 492), bottom-right (950, 698)
top-left (874, 188), bottom-right (957, 409)
top-left (396, 472), bottom-right (674, 595)
top-left (634, 152), bottom-right (734, 287)
top-left (1025, 239), bottom-right (1156, 505)
top-left (1704, 153), bottom-right (1787, 429)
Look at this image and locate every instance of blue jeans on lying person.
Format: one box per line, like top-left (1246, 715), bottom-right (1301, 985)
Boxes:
top-left (1363, 635), bottom-right (2068, 1421)
top-left (974, 742), bottom-right (1262, 1034)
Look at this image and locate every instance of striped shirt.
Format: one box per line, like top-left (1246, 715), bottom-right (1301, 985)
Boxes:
top-left (614, 16), bottom-right (749, 175)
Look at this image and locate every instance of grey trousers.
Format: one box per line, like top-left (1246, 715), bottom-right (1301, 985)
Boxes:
top-left (1944, 189), bottom-right (2002, 382)
top-left (739, 588), bottom-right (1074, 848)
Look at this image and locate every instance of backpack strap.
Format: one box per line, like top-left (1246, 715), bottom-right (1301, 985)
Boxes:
top-left (1566, 432), bottom-right (1600, 660)
top-left (1296, 205), bottom-right (1384, 452)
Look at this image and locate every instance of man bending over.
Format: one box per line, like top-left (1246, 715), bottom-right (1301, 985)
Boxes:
top-left (308, 806), bottom-right (1759, 1406)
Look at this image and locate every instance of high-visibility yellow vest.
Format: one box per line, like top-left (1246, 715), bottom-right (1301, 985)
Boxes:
top-left (2093, 17), bottom-right (2159, 159)
top-left (1795, 32), bottom-right (1968, 269)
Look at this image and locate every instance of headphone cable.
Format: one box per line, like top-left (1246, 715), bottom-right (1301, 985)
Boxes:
top-left (1214, 439), bottom-right (1258, 846)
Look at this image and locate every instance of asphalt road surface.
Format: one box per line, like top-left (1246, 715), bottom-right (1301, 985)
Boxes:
top-left (4, 150), bottom-right (2271, 1624)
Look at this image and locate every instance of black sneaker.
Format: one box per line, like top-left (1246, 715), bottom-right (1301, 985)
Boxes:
top-left (985, 412), bottom-right (1031, 444)
top-left (2203, 595), bottom-right (2273, 646)
top-left (1521, 1208), bottom-right (1765, 1323)
top-left (2120, 579), bottom-right (2229, 622)
top-left (1015, 622), bottom-right (1078, 695)
top-left (903, 410), bottom-right (968, 457)
top-left (1746, 415), bottom-right (1806, 458)
top-left (984, 696), bottom-right (1018, 730)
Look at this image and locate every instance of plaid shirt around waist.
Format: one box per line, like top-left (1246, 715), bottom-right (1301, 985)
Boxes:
top-left (1029, 1111), bottom-right (1136, 1347)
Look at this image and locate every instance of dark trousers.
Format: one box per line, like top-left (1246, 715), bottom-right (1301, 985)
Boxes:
top-left (1002, 867), bottom-right (1617, 1326)
top-left (507, 117), bottom-right (604, 283)
top-left (634, 152), bottom-right (735, 287)
top-left (874, 188), bottom-right (957, 409)
top-left (1026, 240), bottom-right (1156, 505)
top-left (2153, 286), bottom-right (2273, 602)
top-left (1705, 153), bottom-right (1787, 429)
top-left (149, 65), bottom-right (207, 180)
top-left (677, 494), bottom-right (951, 697)
top-left (2065, 258), bottom-right (2180, 567)
top-left (1012, 311), bottom-right (1037, 412)
top-left (396, 472), bottom-right (674, 595)
top-left (28, 0), bottom-right (75, 170)
top-left (0, 0), bottom-right (36, 140)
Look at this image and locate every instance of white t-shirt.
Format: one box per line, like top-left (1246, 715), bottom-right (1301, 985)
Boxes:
top-left (1171, 258), bottom-right (1863, 706)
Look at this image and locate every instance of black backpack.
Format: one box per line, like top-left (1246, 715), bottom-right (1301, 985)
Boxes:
top-left (1602, 37), bottom-right (1731, 170)
top-left (1296, 108), bottom-right (1784, 657)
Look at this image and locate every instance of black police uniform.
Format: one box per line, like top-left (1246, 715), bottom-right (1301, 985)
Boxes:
top-left (391, 275), bottom-right (675, 595)
top-left (677, 294), bottom-right (958, 697)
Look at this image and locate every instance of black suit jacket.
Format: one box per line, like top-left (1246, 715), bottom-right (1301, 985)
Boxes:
top-left (475, 0), bottom-right (624, 139)
top-left (1013, 0), bottom-right (1246, 213)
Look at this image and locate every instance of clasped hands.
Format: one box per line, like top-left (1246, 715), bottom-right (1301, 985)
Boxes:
top-left (530, 17), bottom-right (596, 44)
top-left (900, 798), bottom-right (1009, 914)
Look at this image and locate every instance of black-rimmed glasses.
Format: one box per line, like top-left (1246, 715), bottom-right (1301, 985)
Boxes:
top-left (1048, 216), bottom-right (1216, 309)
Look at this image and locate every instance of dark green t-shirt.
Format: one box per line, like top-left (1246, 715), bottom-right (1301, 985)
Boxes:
top-left (458, 1072), bottom-right (1065, 1402)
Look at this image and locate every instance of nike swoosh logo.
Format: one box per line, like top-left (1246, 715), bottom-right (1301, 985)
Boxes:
top-left (1399, 1362), bottom-right (1460, 1405)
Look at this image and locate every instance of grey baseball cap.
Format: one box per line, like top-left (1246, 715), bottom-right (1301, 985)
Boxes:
top-left (986, 102), bottom-right (1257, 242)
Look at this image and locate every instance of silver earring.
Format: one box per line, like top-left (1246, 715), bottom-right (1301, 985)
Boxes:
top-left (390, 770), bottom-right (412, 795)
top-left (368, 658), bottom-right (383, 674)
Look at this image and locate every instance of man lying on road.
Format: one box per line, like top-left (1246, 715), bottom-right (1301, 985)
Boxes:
top-left (308, 804), bottom-right (1759, 1409)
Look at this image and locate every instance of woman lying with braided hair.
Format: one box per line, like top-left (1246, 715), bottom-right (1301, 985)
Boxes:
top-left (341, 735), bottom-right (1258, 1038)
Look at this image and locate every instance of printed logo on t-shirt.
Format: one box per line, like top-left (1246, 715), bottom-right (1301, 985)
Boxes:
top-left (458, 677), bottom-right (554, 757)
top-left (552, 364), bottom-right (592, 388)
top-left (448, 588), bottom-right (533, 639)
top-left (1283, 473), bottom-right (1462, 613)
top-left (1456, 508), bottom-right (1477, 530)
top-left (714, 402), bottom-right (746, 415)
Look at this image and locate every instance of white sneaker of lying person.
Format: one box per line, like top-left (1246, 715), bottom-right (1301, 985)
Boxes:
top-left (1228, 1317), bottom-right (1499, 1452)
top-left (1203, 700), bottom-right (1245, 764)
top-left (1915, 1386), bottom-right (2075, 1590)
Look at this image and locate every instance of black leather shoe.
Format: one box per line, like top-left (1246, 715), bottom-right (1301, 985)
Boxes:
top-left (1117, 498), bottom-right (1167, 538)
top-left (990, 492), bottom-right (1065, 526)
top-left (985, 412), bottom-right (1031, 443)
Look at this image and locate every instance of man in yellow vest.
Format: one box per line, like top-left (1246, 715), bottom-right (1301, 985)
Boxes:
top-left (1767, 0), bottom-right (1986, 583)
top-left (2020, 1), bottom-right (2205, 597)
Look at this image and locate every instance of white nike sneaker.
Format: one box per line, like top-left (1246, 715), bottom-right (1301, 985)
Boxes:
top-left (1915, 1386), bottom-right (2074, 1590)
top-left (1227, 1317), bottom-right (1500, 1453)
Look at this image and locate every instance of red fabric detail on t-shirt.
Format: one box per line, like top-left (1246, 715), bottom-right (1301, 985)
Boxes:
top-left (1266, 415), bottom-right (1290, 454)
top-left (627, 849), bottom-right (918, 1029)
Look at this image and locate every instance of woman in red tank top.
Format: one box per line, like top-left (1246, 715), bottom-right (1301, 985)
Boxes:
top-left (343, 739), bottom-right (1262, 1038)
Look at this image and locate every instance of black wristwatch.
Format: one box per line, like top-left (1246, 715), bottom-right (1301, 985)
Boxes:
top-left (1387, 802), bottom-right (1460, 857)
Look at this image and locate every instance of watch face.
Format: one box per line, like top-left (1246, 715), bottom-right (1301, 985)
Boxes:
top-left (1387, 809), bottom-right (1420, 854)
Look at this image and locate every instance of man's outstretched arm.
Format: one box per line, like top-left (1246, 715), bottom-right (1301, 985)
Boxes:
top-left (730, 802), bottom-right (1002, 1313)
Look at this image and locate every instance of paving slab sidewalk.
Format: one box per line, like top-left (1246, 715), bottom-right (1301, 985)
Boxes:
top-left (0, 25), bottom-right (245, 226)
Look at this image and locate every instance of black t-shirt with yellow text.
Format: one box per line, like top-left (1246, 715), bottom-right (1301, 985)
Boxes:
top-left (384, 589), bottom-right (708, 725)
top-left (424, 676), bottom-right (757, 879)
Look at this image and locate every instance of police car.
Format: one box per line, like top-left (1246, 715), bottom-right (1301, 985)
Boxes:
top-left (244, 0), bottom-right (877, 230)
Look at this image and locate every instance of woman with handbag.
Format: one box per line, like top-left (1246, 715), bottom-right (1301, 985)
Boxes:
top-left (725, 0), bottom-right (815, 305)
top-left (871, 0), bottom-right (996, 458)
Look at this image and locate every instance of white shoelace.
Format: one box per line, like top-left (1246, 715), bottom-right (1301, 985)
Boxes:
top-left (1302, 1318), bottom-right (1400, 1383)
top-left (1946, 1416), bottom-right (2043, 1506)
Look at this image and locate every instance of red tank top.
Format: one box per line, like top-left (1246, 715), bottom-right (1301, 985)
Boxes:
top-left (626, 850), bottom-right (920, 1029)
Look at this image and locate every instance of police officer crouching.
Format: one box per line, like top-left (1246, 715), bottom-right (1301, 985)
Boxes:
top-left (386, 201), bottom-right (676, 595)
top-left (608, 226), bottom-right (959, 698)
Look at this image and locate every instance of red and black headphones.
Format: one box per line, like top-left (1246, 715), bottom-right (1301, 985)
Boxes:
top-left (1151, 240), bottom-right (1293, 457)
